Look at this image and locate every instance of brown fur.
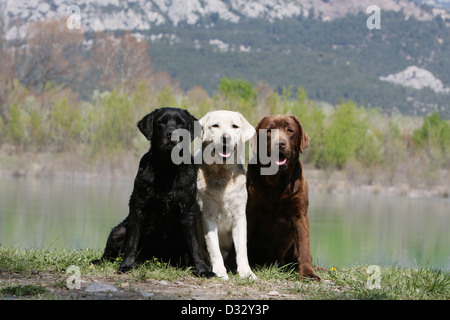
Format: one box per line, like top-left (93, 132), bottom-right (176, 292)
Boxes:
top-left (246, 115), bottom-right (320, 280)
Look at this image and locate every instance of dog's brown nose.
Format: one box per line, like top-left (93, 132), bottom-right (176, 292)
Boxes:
top-left (275, 139), bottom-right (287, 149)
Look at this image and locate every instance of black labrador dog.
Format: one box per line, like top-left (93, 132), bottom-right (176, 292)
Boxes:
top-left (91, 107), bottom-right (214, 277)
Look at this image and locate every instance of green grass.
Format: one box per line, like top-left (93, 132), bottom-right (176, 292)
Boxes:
top-left (1, 284), bottom-right (48, 297)
top-left (0, 247), bottom-right (448, 300)
top-left (286, 265), bottom-right (450, 300)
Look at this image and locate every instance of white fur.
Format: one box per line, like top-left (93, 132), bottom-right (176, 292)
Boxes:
top-left (197, 111), bottom-right (257, 280)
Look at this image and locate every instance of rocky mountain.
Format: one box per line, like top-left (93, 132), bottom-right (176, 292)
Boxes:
top-left (380, 66), bottom-right (450, 93)
top-left (421, 0), bottom-right (450, 9)
top-left (0, 0), bottom-right (442, 38)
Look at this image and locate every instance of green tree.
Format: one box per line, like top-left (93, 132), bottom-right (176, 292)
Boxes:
top-left (356, 127), bottom-right (383, 168)
top-left (412, 111), bottom-right (450, 167)
top-left (29, 108), bottom-right (47, 151)
top-left (218, 77), bottom-right (257, 102)
top-left (92, 90), bottom-right (135, 153)
top-left (0, 115), bottom-right (5, 146)
top-left (321, 100), bottom-right (370, 169)
top-left (49, 97), bottom-right (83, 152)
top-left (157, 85), bottom-right (177, 109)
top-left (290, 87), bottom-right (326, 165)
top-left (382, 119), bottom-right (408, 184)
top-left (6, 103), bottom-right (27, 147)
top-left (131, 81), bottom-right (154, 119)
top-left (218, 77), bottom-right (257, 120)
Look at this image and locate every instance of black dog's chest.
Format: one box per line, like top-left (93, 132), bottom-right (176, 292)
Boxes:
top-left (148, 176), bottom-right (194, 217)
top-left (150, 194), bottom-right (181, 215)
top-left (141, 199), bottom-right (181, 238)
top-left (140, 164), bottom-right (192, 201)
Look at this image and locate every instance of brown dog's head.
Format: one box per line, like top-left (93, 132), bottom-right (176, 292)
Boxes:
top-left (254, 115), bottom-right (310, 170)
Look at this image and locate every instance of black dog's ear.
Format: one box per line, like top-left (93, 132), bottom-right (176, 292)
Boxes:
top-left (183, 109), bottom-right (200, 141)
top-left (137, 109), bottom-right (158, 141)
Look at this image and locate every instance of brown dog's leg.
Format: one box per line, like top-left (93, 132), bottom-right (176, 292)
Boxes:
top-left (293, 213), bottom-right (320, 280)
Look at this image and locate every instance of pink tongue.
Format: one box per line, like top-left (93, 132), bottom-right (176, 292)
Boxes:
top-left (276, 158), bottom-right (287, 166)
top-left (219, 151), bottom-right (232, 158)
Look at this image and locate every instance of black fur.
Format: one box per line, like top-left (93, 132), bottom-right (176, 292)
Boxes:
top-left (91, 107), bottom-right (214, 277)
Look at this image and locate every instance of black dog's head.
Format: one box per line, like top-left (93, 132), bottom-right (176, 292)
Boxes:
top-left (137, 107), bottom-right (199, 152)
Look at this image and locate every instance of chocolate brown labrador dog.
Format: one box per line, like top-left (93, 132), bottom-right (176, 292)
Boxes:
top-left (246, 115), bottom-right (320, 280)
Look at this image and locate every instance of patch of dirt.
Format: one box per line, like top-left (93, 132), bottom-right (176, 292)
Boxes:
top-left (0, 271), bottom-right (308, 300)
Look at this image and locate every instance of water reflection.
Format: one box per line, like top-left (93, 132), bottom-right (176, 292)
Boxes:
top-left (0, 177), bottom-right (130, 250)
top-left (0, 177), bottom-right (448, 270)
top-left (309, 192), bottom-right (449, 269)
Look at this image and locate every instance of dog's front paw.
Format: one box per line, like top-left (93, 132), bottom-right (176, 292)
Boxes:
top-left (197, 269), bottom-right (216, 278)
top-left (299, 264), bottom-right (321, 281)
top-left (117, 262), bottom-right (134, 274)
top-left (217, 273), bottom-right (229, 280)
top-left (194, 261), bottom-right (216, 278)
top-left (213, 267), bottom-right (229, 280)
top-left (210, 262), bottom-right (229, 280)
top-left (245, 271), bottom-right (258, 281)
top-left (89, 258), bottom-right (102, 265)
top-left (238, 268), bottom-right (258, 280)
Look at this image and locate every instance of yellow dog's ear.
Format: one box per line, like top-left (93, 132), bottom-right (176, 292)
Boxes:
top-left (199, 111), bottom-right (213, 142)
top-left (238, 112), bottom-right (256, 143)
top-left (289, 115), bottom-right (310, 153)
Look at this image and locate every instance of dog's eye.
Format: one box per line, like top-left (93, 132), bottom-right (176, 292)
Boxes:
top-left (211, 124), bottom-right (219, 128)
top-left (232, 124), bottom-right (239, 129)
top-left (287, 128), bottom-right (294, 133)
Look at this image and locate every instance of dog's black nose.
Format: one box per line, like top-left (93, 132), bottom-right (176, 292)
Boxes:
top-left (168, 129), bottom-right (180, 141)
top-left (222, 134), bottom-right (231, 144)
top-left (171, 131), bottom-right (180, 141)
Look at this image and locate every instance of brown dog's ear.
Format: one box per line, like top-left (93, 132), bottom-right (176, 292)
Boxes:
top-left (290, 115), bottom-right (310, 153)
top-left (302, 131), bottom-right (310, 151)
top-left (254, 116), bottom-right (268, 132)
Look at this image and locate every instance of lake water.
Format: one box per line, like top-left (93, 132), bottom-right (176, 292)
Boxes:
top-left (0, 177), bottom-right (449, 270)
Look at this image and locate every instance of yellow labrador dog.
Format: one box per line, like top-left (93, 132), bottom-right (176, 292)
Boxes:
top-left (196, 110), bottom-right (257, 280)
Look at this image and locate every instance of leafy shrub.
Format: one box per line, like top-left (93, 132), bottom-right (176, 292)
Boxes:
top-left (320, 100), bottom-right (370, 169)
top-left (412, 112), bottom-right (450, 168)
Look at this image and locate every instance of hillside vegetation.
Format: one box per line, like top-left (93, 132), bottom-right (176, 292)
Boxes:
top-left (148, 11), bottom-right (450, 118)
top-left (1, 71), bottom-right (449, 190)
